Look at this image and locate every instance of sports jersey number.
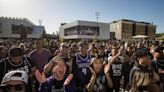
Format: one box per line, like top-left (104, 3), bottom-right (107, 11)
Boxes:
top-left (113, 70), bottom-right (121, 76)
top-left (82, 68), bottom-right (87, 75)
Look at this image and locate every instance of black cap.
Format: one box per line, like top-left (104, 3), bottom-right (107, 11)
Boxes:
top-left (9, 47), bottom-right (23, 57)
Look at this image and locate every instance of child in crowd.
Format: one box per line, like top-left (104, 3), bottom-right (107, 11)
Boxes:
top-left (35, 56), bottom-right (76, 92)
top-left (86, 56), bottom-right (113, 92)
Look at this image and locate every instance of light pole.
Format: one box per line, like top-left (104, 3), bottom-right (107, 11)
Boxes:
top-left (95, 12), bottom-right (99, 27)
top-left (94, 12), bottom-right (100, 41)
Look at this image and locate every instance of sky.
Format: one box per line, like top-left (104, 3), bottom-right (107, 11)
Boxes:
top-left (0, 0), bottom-right (164, 34)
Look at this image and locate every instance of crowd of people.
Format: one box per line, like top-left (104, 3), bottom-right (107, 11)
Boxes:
top-left (0, 38), bottom-right (163, 92)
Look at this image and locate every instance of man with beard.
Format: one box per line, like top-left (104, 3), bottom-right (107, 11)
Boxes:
top-left (0, 47), bottom-right (36, 92)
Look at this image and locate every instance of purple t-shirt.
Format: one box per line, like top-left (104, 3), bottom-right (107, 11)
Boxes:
top-left (29, 48), bottom-right (51, 72)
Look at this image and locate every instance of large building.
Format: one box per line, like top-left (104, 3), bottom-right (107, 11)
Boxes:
top-left (59, 20), bottom-right (110, 40)
top-left (110, 19), bottom-right (156, 40)
top-left (0, 17), bottom-right (45, 40)
top-left (59, 19), bottom-right (156, 41)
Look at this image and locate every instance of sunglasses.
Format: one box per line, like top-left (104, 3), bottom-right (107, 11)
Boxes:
top-left (5, 84), bottom-right (25, 92)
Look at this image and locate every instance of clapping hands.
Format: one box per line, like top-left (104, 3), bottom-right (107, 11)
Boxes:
top-left (35, 69), bottom-right (46, 84)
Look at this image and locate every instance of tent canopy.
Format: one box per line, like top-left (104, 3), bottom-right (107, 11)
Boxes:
top-left (132, 35), bottom-right (148, 39)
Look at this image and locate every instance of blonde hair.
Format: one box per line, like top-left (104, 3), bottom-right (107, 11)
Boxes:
top-left (50, 56), bottom-right (66, 67)
top-left (132, 70), bottom-right (153, 87)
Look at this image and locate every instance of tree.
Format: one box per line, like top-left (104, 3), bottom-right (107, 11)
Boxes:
top-left (19, 24), bottom-right (27, 40)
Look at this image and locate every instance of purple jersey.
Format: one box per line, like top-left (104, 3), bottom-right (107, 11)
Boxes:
top-left (75, 53), bottom-right (91, 87)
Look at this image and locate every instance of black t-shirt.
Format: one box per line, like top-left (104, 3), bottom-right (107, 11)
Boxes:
top-left (109, 59), bottom-right (123, 78)
top-left (109, 58), bottom-right (123, 92)
top-left (150, 60), bottom-right (158, 73)
top-left (0, 56), bottom-right (36, 82)
top-left (50, 78), bottom-right (66, 92)
top-left (53, 78), bottom-right (65, 89)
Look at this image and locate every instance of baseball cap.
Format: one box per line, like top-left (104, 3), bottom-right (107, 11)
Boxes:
top-left (9, 47), bottom-right (23, 57)
top-left (1, 70), bottom-right (28, 86)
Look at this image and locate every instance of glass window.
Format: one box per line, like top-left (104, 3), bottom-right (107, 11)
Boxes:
top-left (12, 24), bottom-right (33, 34)
top-left (64, 26), bottom-right (99, 36)
top-left (12, 24), bottom-right (20, 34)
